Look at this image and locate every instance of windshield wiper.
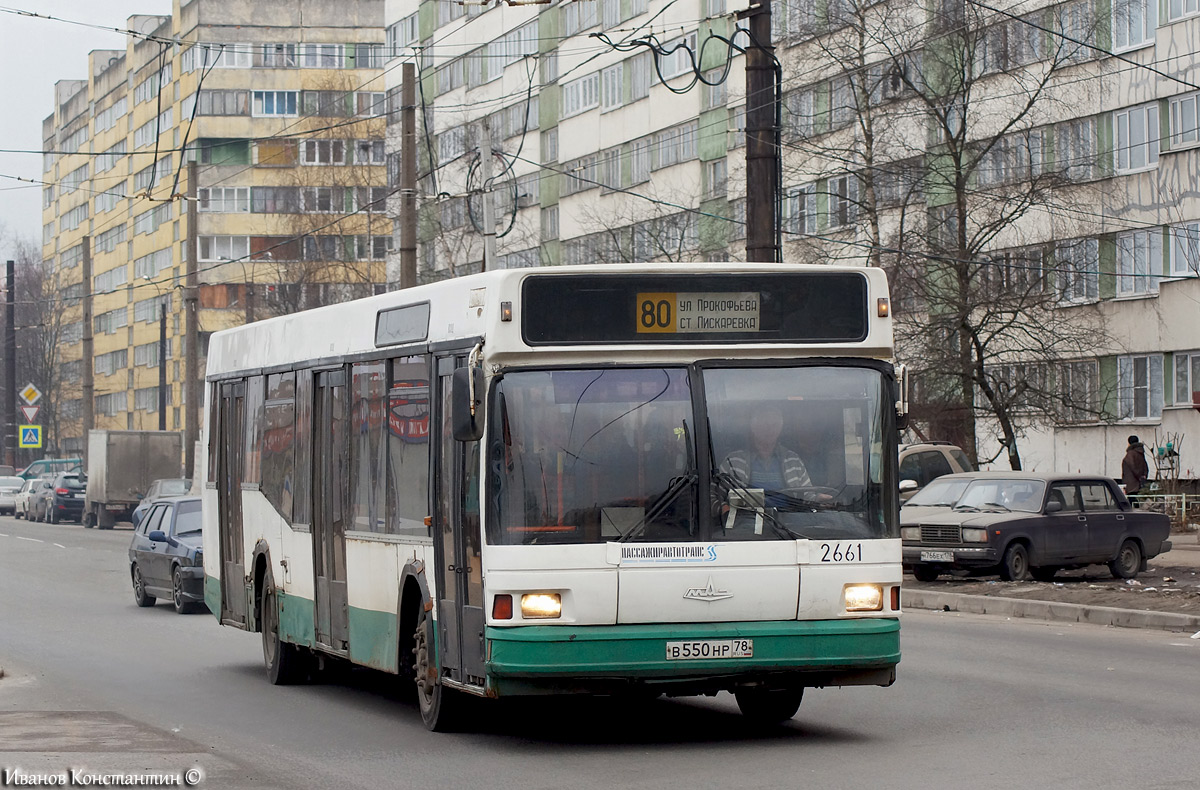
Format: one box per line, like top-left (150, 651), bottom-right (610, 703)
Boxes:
top-left (952, 504), bottom-right (980, 512)
top-left (981, 502), bottom-right (1011, 512)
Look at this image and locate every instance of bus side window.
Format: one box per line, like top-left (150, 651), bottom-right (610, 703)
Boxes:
top-left (387, 355), bottom-right (431, 536)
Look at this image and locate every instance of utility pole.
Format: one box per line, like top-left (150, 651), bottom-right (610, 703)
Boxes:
top-left (480, 117), bottom-right (496, 272)
top-left (400, 62), bottom-right (418, 289)
top-left (158, 302), bottom-right (167, 431)
top-left (185, 161), bottom-right (199, 479)
top-left (81, 237), bottom-right (94, 468)
top-left (743, 0), bottom-right (780, 263)
top-left (4, 260), bottom-right (14, 468)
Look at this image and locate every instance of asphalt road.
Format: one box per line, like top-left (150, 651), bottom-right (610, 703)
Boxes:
top-left (1, 514), bottom-right (1198, 790)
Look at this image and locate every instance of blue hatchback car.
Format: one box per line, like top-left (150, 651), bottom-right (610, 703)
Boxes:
top-left (128, 496), bottom-right (205, 614)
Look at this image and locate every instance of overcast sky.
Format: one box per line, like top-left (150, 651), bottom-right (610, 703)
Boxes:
top-left (0, 1), bottom-right (172, 258)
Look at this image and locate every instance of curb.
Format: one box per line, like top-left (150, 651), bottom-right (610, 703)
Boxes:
top-left (903, 589), bottom-right (1200, 632)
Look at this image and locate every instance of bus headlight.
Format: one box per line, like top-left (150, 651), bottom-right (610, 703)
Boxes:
top-left (900, 527), bottom-right (919, 541)
top-left (844, 584), bottom-right (883, 612)
top-left (962, 528), bottom-right (989, 543)
top-left (520, 593), bottom-right (562, 619)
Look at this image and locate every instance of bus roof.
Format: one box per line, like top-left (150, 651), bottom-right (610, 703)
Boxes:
top-left (205, 263), bottom-right (894, 378)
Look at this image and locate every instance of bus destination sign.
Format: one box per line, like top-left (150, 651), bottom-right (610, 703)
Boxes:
top-left (636, 292), bottom-right (760, 334)
top-left (521, 272), bottom-right (868, 345)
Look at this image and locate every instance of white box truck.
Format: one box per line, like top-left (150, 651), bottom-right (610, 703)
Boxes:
top-left (84, 430), bottom-right (184, 528)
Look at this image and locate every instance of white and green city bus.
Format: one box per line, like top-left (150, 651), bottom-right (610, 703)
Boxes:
top-left (202, 263), bottom-right (905, 730)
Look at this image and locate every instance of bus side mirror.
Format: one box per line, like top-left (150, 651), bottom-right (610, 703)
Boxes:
top-left (452, 367), bottom-right (484, 442)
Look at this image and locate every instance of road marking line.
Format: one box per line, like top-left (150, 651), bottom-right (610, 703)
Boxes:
top-left (16, 536), bottom-right (43, 543)
top-left (0, 533), bottom-right (7, 537)
top-left (53, 543), bottom-right (66, 548)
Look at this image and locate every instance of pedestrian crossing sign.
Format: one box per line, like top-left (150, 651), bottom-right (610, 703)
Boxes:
top-left (18, 425), bottom-right (42, 449)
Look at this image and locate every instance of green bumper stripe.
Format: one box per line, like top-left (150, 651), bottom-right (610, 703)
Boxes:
top-left (204, 574), bottom-right (221, 621)
top-left (487, 619), bottom-right (900, 677)
top-left (348, 606), bottom-right (398, 673)
top-left (278, 591), bottom-right (315, 648)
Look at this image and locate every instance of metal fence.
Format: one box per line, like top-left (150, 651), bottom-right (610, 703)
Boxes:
top-left (1136, 494), bottom-right (1200, 531)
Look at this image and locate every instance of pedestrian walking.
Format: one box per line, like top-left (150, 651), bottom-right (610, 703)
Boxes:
top-left (1121, 435), bottom-right (1150, 505)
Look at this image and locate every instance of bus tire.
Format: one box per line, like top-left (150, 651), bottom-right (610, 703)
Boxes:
top-left (261, 581), bottom-right (306, 685)
top-left (414, 604), bottom-right (460, 731)
top-left (735, 687), bottom-right (803, 725)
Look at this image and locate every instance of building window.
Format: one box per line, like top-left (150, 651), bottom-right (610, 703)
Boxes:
top-left (656, 32), bottom-right (698, 81)
top-left (1174, 351), bottom-right (1200, 407)
top-left (629, 136), bottom-right (651, 184)
top-left (628, 52), bottom-right (651, 103)
top-left (1056, 117), bottom-right (1097, 181)
top-left (301, 139), bottom-right (347, 165)
top-left (197, 90), bottom-right (250, 116)
top-left (541, 206), bottom-right (559, 240)
top-left (1169, 0), bottom-right (1199, 20)
top-left (1113, 0), bottom-right (1157, 50)
top-left (258, 42), bottom-right (298, 68)
top-left (252, 91), bottom-right (297, 117)
top-left (199, 236), bottom-right (250, 262)
top-left (1114, 104), bottom-right (1159, 172)
top-left (1116, 228), bottom-right (1163, 296)
top-left (1060, 360), bottom-right (1098, 422)
top-left (1117, 354), bottom-right (1164, 420)
top-left (1171, 92), bottom-right (1200, 149)
top-left (61, 204), bottom-right (89, 232)
top-left (198, 187), bottom-right (250, 213)
top-left (704, 158), bottom-right (728, 199)
top-left (96, 392), bottom-right (128, 415)
top-left (1055, 238), bottom-right (1099, 303)
top-left (786, 184), bottom-right (816, 235)
top-left (562, 73), bottom-right (600, 119)
top-left (826, 175), bottom-right (859, 228)
top-left (602, 64), bottom-right (623, 112)
top-left (300, 43), bottom-right (344, 68)
top-left (1169, 221), bottom-right (1200, 276)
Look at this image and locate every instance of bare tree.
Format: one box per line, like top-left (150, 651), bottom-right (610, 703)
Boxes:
top-left (779, 0), bottom-right (1113, 467)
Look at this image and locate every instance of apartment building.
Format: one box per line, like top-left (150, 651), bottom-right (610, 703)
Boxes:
top-left (41, 0), bottom-right (386, 454)
top-left (384, 0), bottom-right (1199, 481)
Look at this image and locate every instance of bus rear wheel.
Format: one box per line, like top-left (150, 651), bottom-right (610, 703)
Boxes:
top-left (734, 687), bottom-right (803, 725)
top-left (261, 582), bottom-right (306, 685)
top-left (414, 605), bottom-right (461, 731)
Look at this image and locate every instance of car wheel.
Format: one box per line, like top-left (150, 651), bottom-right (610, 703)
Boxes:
top-left (132, 564), bottom-right (156, 607)
top-left (414, 603), bottom-right (463, 731)
top-left (735, 687), bottom-right (804, 725)
top-left (911, 565), bottom-right (941, 582)
top-left (1000, 543), bottom-right (1030, 581)
top-left (172, 566), bottom-right (194, 614)
top-left (1030, 566), bottom-right (1059, 582)
top-left (1108, 540), bottom-right (1142, 580)
top-left (261, 580), bottom-right (307, 685)
top-left (14, 508), bottom-right (21, 520)
top-left (82, 509), bottom-right (95, 528)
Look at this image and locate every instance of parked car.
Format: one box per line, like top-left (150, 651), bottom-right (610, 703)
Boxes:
top-left (901, 472), bottom-right (1172, 582)
top-left (128, 496), bottom-right (204, 614)
top-left (898, 442), bottom-right (974, 500)
top-left (39, 471), bottom-right (88, 524)
top-left (0, 464), bottom-right (15, 476)
top-left (17, 457), bottom-right (83, 481)
top-left (0, 475), bottom-right (24, 514)
top-left (13, 477), bottom-right (41, 519)
top-left (900, 473), bottom-right (977, 522)
top-left (131, 478), bottom-right (193, 526)
top-left (26, 476), bottom-right (57, 522)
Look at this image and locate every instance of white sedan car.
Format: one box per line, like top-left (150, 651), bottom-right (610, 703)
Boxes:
top-left (12, 477), bottom-right (41, 519)
top-left (0, 475), bottom-right (24, 515)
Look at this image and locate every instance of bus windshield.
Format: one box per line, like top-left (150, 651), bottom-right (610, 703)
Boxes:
top-left (488, 365), bottom-right (892, 545)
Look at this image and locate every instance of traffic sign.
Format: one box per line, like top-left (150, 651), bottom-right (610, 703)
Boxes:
top-left (18, 425), bottom-right (42, 449)
top-left (19, 405), bottom-right (39, 423)
top-left (19, 383), bottom-right (42, 406)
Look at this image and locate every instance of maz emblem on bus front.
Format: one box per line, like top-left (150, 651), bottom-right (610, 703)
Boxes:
top-left (683, 578), bottom-right (734, 602)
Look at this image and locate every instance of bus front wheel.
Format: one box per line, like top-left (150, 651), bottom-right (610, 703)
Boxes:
top-left (261, 582), bottom-right (306, 685)
top-left (414, 605), bottom-right (461, 731)
top-left (734, 687), bottom-right (803, 725)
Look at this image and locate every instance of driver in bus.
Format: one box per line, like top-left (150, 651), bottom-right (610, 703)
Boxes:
top-left (718, 406), bottom-right (814, 508)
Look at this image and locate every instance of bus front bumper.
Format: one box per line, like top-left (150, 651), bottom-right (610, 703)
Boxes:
top-left (484, 618), bottom-right (900, 697)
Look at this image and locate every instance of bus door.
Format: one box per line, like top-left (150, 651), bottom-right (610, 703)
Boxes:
top-left (434, 354), bottom-right (485, 687)
top-left (313, 369), bottom-right (350, 651)
top-left (217, 381), bottom-right (247, 625)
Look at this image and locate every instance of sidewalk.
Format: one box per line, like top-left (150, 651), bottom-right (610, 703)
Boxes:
top-left (902, 531), bottom-right (1200, 633)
